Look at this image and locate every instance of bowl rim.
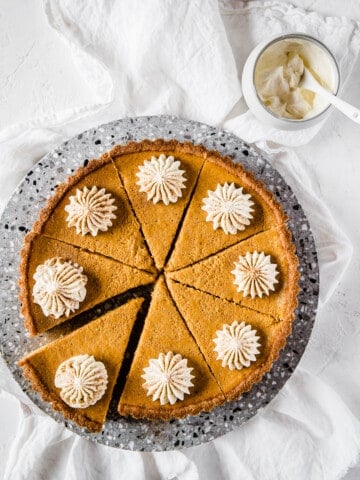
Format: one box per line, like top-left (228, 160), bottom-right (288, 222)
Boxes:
top-left (252, 32), bottom-right (341, 124)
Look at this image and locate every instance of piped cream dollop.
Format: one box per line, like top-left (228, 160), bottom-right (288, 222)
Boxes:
top-left (141, 352), bottom-right (194, 405)
top-left (136, 155), bottom-right (186, 205)
top-left (65, 186), bottom-right (117, 236)
top-left (213, 321), bottom-right (261, 370)
top-left (32, 258), bottom-right (87, 318)
top-left (231, 251), bottom-right (279, 298)
top-left (55, 354), bottom-right (108, 408)
top-left (202, 182), bottom-right (254, 234)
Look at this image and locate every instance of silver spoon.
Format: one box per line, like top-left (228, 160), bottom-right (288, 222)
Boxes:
top-left (300, 67), bottom-right (360, 124)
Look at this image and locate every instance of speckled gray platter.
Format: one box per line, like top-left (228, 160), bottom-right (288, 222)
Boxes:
top-left (0, 115), bottom-right (319, 451)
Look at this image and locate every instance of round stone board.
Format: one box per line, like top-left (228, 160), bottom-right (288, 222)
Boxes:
top-left (0, 115), bottom-right (319, 451)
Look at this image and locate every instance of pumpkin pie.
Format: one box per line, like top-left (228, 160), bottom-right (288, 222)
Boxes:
top-left (18, 138), bottom-right (300, 430)
top-left (167, 227), bottom-right (299, 322)
top-left (167, 280), bottom-right (291, 400)
top-left (18, 298), bottom-right (144, 432)
top-left (118, 276), bottom-right (225, 419)
top-left (19, 233), bottom-right (156, 336)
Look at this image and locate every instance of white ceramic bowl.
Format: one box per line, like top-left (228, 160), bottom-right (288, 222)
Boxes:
top-left (241, 33), bottom-right (340, 130)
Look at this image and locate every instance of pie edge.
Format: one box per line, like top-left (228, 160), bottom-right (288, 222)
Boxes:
top-left (19, 231), bottom-right (43, 337)
top-left (118, 390), bottom-right (226, 420)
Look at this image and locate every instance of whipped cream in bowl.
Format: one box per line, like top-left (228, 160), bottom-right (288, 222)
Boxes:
top-left (242, 33), bottom-right (340, 130)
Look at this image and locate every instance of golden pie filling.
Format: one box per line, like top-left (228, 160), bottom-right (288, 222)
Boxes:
top-left (18, 139), bottom-right (299, 432)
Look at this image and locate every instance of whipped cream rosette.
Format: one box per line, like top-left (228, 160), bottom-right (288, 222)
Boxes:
top-left (213, 321), bottom-right (261, 370)
top-left (32, 258), bottom-right (87, 318)
top-left (136, 154), bottom-right (186, 205)
top-left (202, 182), bottom-right (254, 234)
top-left (142, 352), bottom-right (194, 405)
top-left (65, 186), bottom-right (117, 236)
top-left (55, 354), bottom-right (108, 408)
top-left (232, 251), bottom-right (279, 298)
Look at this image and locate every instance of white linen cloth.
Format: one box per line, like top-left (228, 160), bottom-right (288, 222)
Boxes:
top-left (1, 1), bottom-right (359, 478)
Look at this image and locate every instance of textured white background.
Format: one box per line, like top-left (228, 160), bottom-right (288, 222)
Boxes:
top-left (0, 1), bottom-right (359, 478)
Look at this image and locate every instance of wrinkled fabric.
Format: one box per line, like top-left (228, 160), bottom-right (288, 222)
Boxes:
top-left (0, 1), bottom-right (359, 479)
top-left (221, 0), bottom-right (360, 146)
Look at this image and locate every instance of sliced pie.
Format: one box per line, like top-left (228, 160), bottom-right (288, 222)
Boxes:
top-left (18, 139), bottom-right (300, 430)
top-left (33, 159), bottom-right (155, 272)
top-left (166, 155), bottom-right (287, 271)
top-left (18, 298), bottom-right (144, 432)
top-left (167, 281), bottom-right (290, 400)
top-left (109, 140), bottom-right (207, 270)
top-left (19, 233), bottom-right (156, 336)
top-left (118, 276), bottom-right (225, 419)
top-left (167, 227), bottom-right (299, 322)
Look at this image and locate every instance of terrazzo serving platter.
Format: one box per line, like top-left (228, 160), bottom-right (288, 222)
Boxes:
top-left (0, 115), bottom-right (319, 451)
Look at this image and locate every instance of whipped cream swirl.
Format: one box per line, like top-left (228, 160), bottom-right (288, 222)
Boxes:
top-left (142, 352), bottom-right (194, 405)
top-left (33, 258), bottom-right (87, 318)
top-left (136, 154), bottom-right (186, 205)
top-left (202, 182), bottom-right (254, 234)
top-left (65, 186), bottom-right (117, 236)
top-left (232, 251), bottom-right (279, 299)
top-left (55, 354), bottom-right (108, 408)
top-left (213, 321), bottom-right (261, 370)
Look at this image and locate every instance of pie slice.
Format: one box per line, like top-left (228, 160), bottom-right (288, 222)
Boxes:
top-left (35, 160), bottom-right (155, 272)
top-left (118, 276), bottom-right (225, 419)
top-left (166, 156), bottom-right (287, 271)
top-left (19, 233), bottom-right (156, 336)
top-left (167, 227), bottom-right (299, 322)
top-left (110, 140), bottom-right (207, 270)
top-left (167, 281), bottom-right (290, 400)
top-left (18, 298), bottom-right (144, 432)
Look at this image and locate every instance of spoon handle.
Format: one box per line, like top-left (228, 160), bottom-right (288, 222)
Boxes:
top-left (314, 84), bottom-right (360, 124)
